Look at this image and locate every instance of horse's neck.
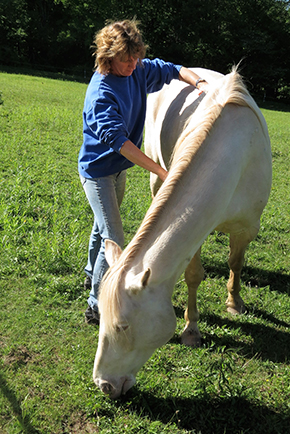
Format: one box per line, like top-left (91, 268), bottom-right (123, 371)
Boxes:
top-left (137, 108), bottom-right (244, 280)
top-left (142, 205), bottom-right (209, 281)
top-left (136, 177), bottom-right (214, 281)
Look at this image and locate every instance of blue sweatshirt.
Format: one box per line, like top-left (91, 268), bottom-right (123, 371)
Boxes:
top-left (78, 58), bottom-right (182, 178)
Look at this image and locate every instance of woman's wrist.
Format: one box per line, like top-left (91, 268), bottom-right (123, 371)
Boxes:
top-left (195, 78), bottom-right (207, 88)
top-left (157, 166), bottom-right (168, 182)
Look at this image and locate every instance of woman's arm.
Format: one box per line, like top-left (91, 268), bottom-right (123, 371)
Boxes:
top-left (120, 66), bottom-right (209, 181)
top-left (120, 140), bottom-right (168, 182)
top-left (179, 66), bottom-right (209, 93)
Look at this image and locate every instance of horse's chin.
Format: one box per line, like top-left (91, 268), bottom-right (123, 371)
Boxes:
top-left (121, 376), bottom-right (136, 395)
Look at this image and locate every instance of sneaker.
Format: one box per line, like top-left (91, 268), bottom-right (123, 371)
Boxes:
top-left (85, 306), bottom-right (99, 325)
top-left (84, 276), bottom-right (91, 290)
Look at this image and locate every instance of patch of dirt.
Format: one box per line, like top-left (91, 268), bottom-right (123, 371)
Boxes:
top-left (63, 412), bottom-right (98, 433)
top-left (3, 345), bottom-right (32, 367)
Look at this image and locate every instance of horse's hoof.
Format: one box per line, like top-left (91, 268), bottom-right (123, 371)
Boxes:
top-left (181, 329), bottom-right (201, 347)
top-left (226, 304), bottom-right (246, 315)
top-left (227, 306), bottom-right (240, 315)
top-left (226, 295), bottom-right (246, 315)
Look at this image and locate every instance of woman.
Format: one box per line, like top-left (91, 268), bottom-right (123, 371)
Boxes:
top-left (78, 19), bottom-right (208, 324)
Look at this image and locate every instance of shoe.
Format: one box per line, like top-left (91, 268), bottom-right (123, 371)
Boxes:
top-left (85, 306), bottom-right (99, 325)
top-left (84, 276), bottom-right (91, 290)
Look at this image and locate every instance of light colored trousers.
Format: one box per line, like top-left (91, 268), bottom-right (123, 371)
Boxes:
top-left (80, 171), bottom-right (126, 312)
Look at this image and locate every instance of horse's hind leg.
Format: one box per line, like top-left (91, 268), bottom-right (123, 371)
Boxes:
top-left (226, 225), bottom-right (259, 314)
top-left (181, 247), bottom-right (204, 347)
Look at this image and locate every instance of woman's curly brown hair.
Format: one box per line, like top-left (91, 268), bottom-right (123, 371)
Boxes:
top-left (92, 20), bottom-right (148, 75)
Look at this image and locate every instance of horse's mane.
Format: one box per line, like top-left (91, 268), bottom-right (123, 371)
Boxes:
top-left (98, 67), bottom-right (264, 338)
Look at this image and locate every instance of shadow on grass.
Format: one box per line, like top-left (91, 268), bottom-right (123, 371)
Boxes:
top-left (258, 99), bottom-right (290, 113)
top-left (0, 372), bottom-right (41, 433)
top-left (124, 390), bottom-right (289, 434)
top-left (172, 304), bottom-right (290, 363)
top-left (203, 260), bottom-right (290, 296)
top-left (172, 262), bottom-right (290, 363)
top-left (0, 64), bottom-right (90, 84)
top-left (201, 312), bottom-right (290, 363)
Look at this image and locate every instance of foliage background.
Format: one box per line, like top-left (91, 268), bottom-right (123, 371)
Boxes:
top-left (1, 0), bottom-right (290, 99)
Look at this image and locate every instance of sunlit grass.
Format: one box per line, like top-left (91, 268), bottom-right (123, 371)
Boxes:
top-left (0, 72), bottom-right (289, 433)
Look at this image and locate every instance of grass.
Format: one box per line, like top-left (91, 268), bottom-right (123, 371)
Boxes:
top-left (0, 71), bottom-right (289, 434)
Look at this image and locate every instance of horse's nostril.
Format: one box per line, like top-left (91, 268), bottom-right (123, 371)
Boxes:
top-left (100, 381), bottom-right (113, 395)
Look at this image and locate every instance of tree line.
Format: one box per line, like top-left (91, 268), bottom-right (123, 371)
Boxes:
top-left (1, 0), bottom-right (290, 100)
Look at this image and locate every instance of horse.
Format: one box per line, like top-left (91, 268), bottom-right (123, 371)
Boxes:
top-left (93, 67), bottom-right (272, 399)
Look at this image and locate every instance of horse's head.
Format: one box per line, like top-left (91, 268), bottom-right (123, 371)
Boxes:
top-left (93, 240), bottom-right (176, 399)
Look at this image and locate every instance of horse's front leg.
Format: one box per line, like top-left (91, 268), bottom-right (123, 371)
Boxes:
top-left (226, 225), bottom-right (259, 314)
top-left (181, 247), bottom-right (204, 347)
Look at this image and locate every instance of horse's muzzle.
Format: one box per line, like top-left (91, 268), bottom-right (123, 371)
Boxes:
top-left (96, 375), bottom-right (136, 399)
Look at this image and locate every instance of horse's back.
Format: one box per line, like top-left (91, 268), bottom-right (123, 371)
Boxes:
top-left (145, 68), bottom-right (223, 163)
top-left (145, 67), bottom-right (272, 233)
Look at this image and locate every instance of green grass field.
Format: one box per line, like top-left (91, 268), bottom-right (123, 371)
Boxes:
top-left (0, 71), bottom-right (289, 434)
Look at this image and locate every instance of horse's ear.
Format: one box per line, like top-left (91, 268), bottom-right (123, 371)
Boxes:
top-left (141, 268), bottom-right (151, 287)
top-left (126, 268), bottom-right (151, 293)
top-left (105, 239), bottom-right (122, 267)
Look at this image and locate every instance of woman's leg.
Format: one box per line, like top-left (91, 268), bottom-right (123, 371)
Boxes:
top-left (80, 172), bottom-right (126, 313)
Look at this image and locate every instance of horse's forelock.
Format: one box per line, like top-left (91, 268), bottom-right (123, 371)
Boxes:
top-left (98, 261), bottom-right (126, 340)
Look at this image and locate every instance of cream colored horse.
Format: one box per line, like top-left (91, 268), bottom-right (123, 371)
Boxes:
top-left (93, 68), bottom-right (272, 399)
